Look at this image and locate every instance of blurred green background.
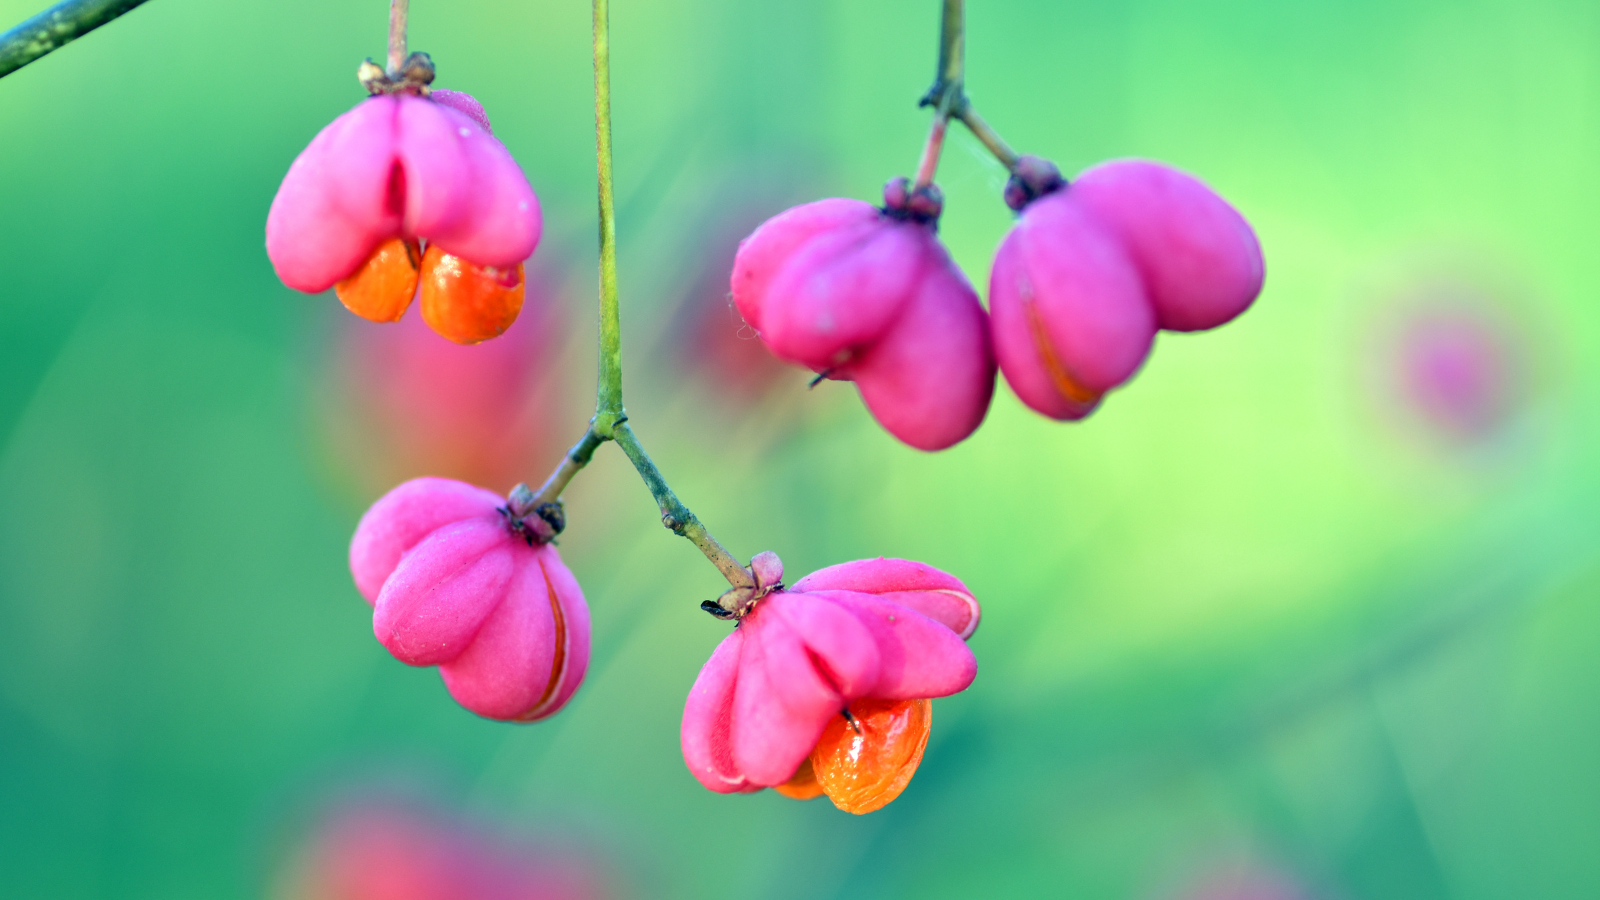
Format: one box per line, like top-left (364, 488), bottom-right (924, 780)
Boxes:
top-left (2, 0), bottom-right (1598, 897)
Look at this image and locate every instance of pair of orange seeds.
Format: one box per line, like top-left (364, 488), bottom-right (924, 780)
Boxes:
top-left (336, 237), bottom-right (525, 344)
top-left (776, 697), bottom-right (932, 815)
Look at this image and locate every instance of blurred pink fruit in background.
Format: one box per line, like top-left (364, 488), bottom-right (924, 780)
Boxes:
top-left (668, 202), bottom-right (796, 409)
top-left (320, 273), bottom-right (570, 499)
top-left (1394, 300), bottom-right (1527, 442)
top-left (275, 800), bottom-right (611, 900)
top-left (1171, 867), bottom-right (1315, 900)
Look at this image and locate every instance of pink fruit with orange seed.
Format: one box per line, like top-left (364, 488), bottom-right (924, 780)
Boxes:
top-left (681, 553), bottom-right (978, 812)
top-left (267, 90), bottom-right (539, 292)
top-left (267, 89), bottom-right (541, 343)
top-left (350, 477), bottom-right (589, 722)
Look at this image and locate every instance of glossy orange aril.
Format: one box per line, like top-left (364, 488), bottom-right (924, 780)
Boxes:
top-left (774, 756), bottom-right (825, 801)
top-left (335, 238), bottom-right (421, 322)
top-left (419, 244), bottom-right (525, 345)
top-left (809, 697), bottom-right (931, 814)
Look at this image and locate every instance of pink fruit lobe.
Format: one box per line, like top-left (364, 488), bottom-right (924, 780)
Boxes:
top-left (1071, 159), bottom-right (1264, 333)
top-left (989, 156), bottom-right (1264, 421)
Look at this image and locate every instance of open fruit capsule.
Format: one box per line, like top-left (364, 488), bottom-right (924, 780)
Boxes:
top-left (419, 245), bottom-right (526, 345)
top-left (798, 697), bottom-right (932, 814)
top-left (335, 238), bottom-right (422, 323)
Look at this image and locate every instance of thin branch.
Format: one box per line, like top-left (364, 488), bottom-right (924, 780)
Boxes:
top-left (955, 104), bottom-right (1020, 170)
top-left (924, 0), bottom-right (964, 113)
top-left (912, 0), bottom-right (964, 188)
top-left (613, 423), bottom-right (754, 591)
top-left (0, 0), bottom-right (150, 80)
top-left (529, 427), bottom-right (606, 507)
top-left (915, 0), bottom-right (1023, 174)
top-left (566, 0), bottom-right (749, 592)
top-left (386, 0), bottom-right (408, 79)
top-left (591, 0), bottom-right (624, 433)
top-left (912, 116), bottom-right (949, 190)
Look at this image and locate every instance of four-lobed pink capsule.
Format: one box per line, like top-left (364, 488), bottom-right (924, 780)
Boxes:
top-left (349, 477), bottom-right (590, 722)
top-left (731, 179), bottom-right (997, 451)
top-left (681, 553), bottom-right (980, 794)
top-left (990, 156), bottom-right (1265, 420)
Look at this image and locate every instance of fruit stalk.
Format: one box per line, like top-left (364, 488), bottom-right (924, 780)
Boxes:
top-left (528, 427), bottom-right (606, 508)
top-left (614, 423), bottom-right (755, 591)
top-left (578, 0), bottom-right (750, 591)
top-left (916, 0), bottom-right (1021, 173)
top-left (386, 0), bottom-right (408, 79)
top-left (955, 105), bottom-right (1019, 171)
top-left (592, 0), bottom-right (624, 435)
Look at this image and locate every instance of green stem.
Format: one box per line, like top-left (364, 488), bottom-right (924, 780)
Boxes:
top-left (613, 424), bottom-right (754, 590)
top-left (591, 0), bottom-right (624, 436)
top-left (529, 427), bottom-right (605, 507)
top-left (0, 0), bottom-right (150, 80)
top-left (924, 0), bottom-right (964, 113)
top-left (916, 0), bottom-right (1022, 174)
top-left (912, 0), bottom-right (963, 188)
top-left (955, 104), bottom-right (1020, 170)
top-left (576, 0), bottom-right (749, 591)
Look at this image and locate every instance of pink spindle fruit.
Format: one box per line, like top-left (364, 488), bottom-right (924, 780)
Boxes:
top-left (267, 86), bottom-right (540, 343)
top-left (268, 89), bottom-right (540, 293)
top-left (681, 552), bottom-right (978, 812)
top-left (990, 156), bottom-right (1264, 420)
top-left (731, 179), bottom-right (995, 451)
top-left (349, 478), bottom-right (589, 722)
top-left (1071, 160), bottom-right (1264, 333)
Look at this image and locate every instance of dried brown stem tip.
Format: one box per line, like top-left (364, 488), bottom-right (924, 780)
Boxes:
top-left (358, 51), bottom-right (435, 97)
top-left (501, 482), bottom-right (565, 545)
top-left (705, 551), bottom-right (784, 619)
top-left (882, 176), bottom-right (944, 224)
top-left (1003, 155), bottom-right (1065, 211)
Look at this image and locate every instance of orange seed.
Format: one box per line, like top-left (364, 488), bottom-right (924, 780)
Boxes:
top-left (773, 756), bottom-right (825, 801)
top-left (419, 245), bottom-right (525, 345)
top-left (810, 697), bottom-right (931, 814)
top-left (335, 238), bottom-right (421, 322)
